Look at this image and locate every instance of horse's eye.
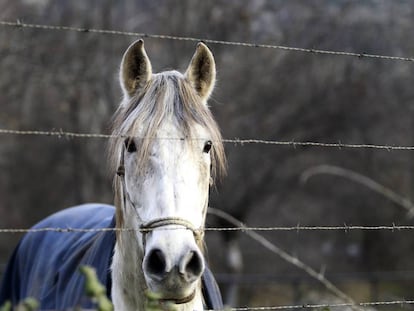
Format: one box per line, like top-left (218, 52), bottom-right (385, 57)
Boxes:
top-left (203, 140), bottom-right (212, 153)
top-left (124, 138), bottom-right (137, 153)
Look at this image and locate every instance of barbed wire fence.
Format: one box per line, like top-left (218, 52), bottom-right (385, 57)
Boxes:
top-left (1, 19), bottom-right (414, 310)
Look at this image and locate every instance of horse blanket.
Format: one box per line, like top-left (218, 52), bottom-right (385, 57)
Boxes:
top-left (0, 204), bottom-right (223, 310)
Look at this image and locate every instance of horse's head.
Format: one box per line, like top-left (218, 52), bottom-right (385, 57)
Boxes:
top-left (110, 40), bottom-right (225, 303)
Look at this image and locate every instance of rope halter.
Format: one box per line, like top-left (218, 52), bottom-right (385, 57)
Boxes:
top-left (140, 217), bottom-right (204, 244)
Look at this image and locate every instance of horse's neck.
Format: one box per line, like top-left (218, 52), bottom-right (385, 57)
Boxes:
top-left (111, 237), bottom-right (204, 311)
top-left (111, 239), bottom-right (146, 310)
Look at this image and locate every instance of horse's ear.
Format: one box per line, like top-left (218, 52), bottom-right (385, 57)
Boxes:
top-left (185, 42), bottom-right (216, 101)
top-left (120, 39), bottom-right (152, 98)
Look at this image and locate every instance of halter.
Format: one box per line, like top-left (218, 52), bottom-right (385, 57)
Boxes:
top-left (115, 152), bottom-right (205, 305)
top-left (116, 148), bottom-right (204, 247)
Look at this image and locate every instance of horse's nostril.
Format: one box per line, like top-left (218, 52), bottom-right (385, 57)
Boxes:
top-left (181, 251), bottom-right (204, 282)
top-left (145, 249), bottom-right (167, 278)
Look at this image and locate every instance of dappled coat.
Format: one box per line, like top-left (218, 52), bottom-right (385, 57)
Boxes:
top-left (0, 204), bottom-right (223, 310)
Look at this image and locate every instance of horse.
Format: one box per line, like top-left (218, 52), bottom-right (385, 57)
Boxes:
top-left (0, 39), bottom-right (226, 311)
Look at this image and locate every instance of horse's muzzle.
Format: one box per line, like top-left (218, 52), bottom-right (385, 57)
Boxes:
top-left (143, 244), bottom-right (205, 300)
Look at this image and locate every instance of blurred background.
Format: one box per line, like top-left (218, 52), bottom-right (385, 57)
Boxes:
top-left (1, 0), bottom-right (414, 309)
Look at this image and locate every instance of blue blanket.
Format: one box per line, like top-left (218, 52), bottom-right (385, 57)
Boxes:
top-left (0, 204), bottom-right (223, 310)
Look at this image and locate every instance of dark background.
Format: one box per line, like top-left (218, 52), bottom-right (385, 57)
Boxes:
top-left (1, 0), bottom-right (414, 308)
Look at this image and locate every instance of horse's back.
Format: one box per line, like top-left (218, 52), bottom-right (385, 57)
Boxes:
top-left (0, 204), bottom-right (116, 309)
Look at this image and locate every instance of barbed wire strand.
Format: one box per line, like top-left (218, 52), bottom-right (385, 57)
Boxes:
top-left (215, 300), bottom-right (414, 311)
top-left (0, 129), bottom-right (115, 139)
top-left (1, 20), bottom-right (414, 63)
top-left (207, 208), bottom-right (363, 311)
top-left (209, 224), bottom-right (414, 232)
top-left (46, 299), bottom-right (414, 311)
top-left (2, 224), bottom-right (414, 234)
top-left (2, 128), bottom-right (414, 151)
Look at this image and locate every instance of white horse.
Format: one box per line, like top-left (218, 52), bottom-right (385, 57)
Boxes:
top-left (0, 40), bottom-right (226, 311)
top-left (109, 39), bottom-right (226, 310)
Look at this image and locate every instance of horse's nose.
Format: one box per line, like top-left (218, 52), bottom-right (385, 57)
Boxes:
top-left (145, 249), bottom-right (167, 280)
top-left (144, 247), bottom-right (204, 282)
top-left (178, 250), bottom-right (204, 282)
